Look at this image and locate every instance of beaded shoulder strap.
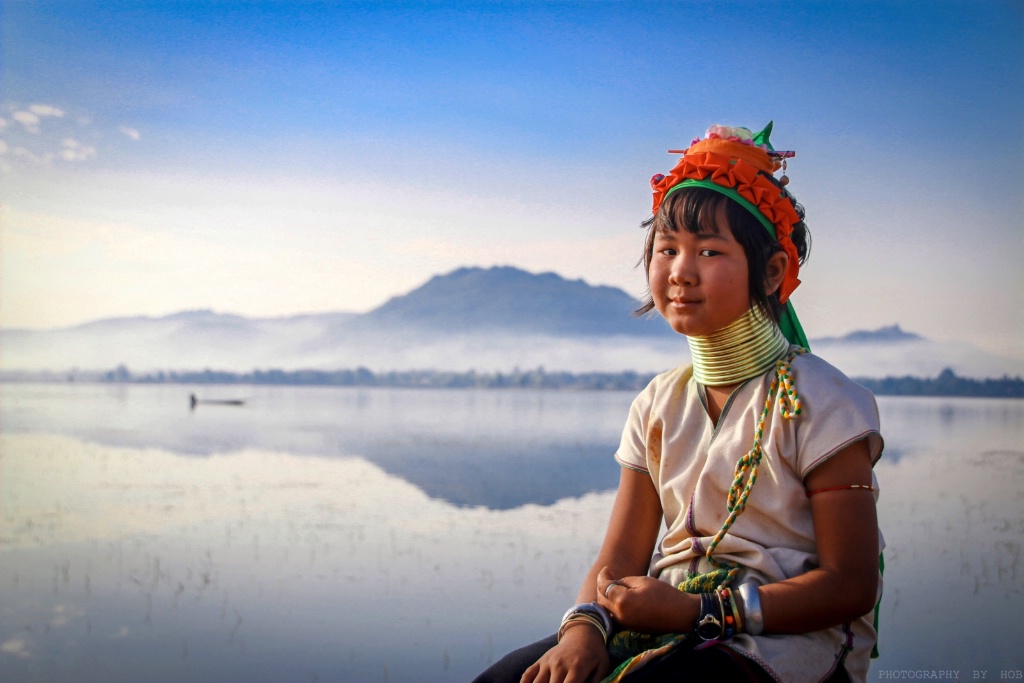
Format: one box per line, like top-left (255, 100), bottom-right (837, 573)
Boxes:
top-left (700, 347), bottom-right (807, 588)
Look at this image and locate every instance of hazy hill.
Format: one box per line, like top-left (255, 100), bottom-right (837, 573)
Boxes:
top-left (1, 266), bottom-right (1020, 378)
top-left (0, 267), bottom-right (674, 373)
top-left (357, 266), bottom-right (667, 337)
top-left (814, 325), bottom-right (923, 344)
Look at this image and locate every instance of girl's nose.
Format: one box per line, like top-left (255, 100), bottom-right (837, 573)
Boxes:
top-left (669, 253), bottom-right (696, 286)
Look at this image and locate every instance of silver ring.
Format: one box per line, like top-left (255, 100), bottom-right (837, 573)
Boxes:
top-left (604, 581), bottom-right (622, 598)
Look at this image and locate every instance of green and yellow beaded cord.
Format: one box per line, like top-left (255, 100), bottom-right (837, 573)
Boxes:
top-left (697, 346), bottom-right (807, 589)
top-left (603, 349), bottom-right (808, 683)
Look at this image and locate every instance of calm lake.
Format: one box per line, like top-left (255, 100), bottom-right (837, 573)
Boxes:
top-left (1, 382), bottom-right (1022, 682)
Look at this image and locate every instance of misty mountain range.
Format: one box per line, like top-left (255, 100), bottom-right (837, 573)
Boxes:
top-left (2, 266), bottom-right (1020, 379)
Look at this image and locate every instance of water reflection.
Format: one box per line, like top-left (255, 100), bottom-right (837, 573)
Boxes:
top-left (2, 383), bottom-right (1023, 681)
top-left (1, 431), bottom-right (613, 682)
top-left (1, 383), bottom-right (631, 508)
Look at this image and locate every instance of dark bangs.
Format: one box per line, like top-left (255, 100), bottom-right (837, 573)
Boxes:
top-left (636, 186), bottom-right (810, 321)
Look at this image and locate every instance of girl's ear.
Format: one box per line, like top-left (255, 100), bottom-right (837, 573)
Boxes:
top-left (765, 250), bottom-right (789, 297)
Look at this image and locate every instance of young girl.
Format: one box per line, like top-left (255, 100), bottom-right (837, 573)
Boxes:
top-left (473, 122), bottom-right (884, 683)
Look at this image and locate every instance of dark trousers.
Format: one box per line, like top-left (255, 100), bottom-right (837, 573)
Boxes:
top-left (471, 634), bottom-right (779, 683)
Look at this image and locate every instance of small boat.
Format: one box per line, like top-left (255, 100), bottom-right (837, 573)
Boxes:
top-left (190, 393), bottom-right (246, 409)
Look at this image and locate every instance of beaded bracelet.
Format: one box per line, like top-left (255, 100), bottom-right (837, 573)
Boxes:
top-left (717, 587), bottom-right (738, 639)
top-left (725, 586), bottom-right (744, 633)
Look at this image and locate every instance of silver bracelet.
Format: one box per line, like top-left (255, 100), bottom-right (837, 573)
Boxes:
top-left (558, 612), bottom-right (607, 643)
top-left (559, 602), bottom-right (612, 642)
top-left (738, 583), bottom-right (764, 636)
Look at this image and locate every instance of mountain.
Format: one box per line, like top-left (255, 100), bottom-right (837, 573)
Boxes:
top-left (814, 325), bottom-right (923, 345)
top-left (809, 328), bottom-right (1023, 380)
top-left (1, 266), bottom-right (1020, 378)
top-left (356, 266), bottom-right (665, 337)
top-left (0, 267), bottom-right (679, 374)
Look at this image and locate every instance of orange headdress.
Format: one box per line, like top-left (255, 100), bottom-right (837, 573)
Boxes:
top-left (650, 122), bottom-right (808, 348)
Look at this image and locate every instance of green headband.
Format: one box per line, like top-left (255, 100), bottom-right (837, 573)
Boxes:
top-left (664, 178), bottom-right (809, 350)
top-left (667, 179), bottom-right (778, 239)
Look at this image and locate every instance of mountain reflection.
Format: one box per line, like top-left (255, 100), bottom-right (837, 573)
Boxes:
top-left (0, 382), bottom-right (630, 509)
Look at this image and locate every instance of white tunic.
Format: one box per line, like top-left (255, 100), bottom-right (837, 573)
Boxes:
top-left (615, 351), bottom-right (884, 683)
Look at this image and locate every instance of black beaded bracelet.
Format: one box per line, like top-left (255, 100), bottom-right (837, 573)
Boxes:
top-left (717, 587), bottom-right (737, 639)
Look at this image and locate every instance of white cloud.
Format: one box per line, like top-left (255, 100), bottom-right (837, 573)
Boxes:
top-left (0, 636), bottom-right (30, 659)
top-left (9, 104), bottom-right (65, 134)
top-left (10, 146), bottom-right (51, 164)
top-left (29, 103), bottom-right (65, 118)
top-left (13, 110), bottom-right (41, 133)
top-left (0, 105), bottom-right (147, 169)
top-left (0, 140), bottom-right (8, 155)
top-left (59, 138), bottom-right (97, 162)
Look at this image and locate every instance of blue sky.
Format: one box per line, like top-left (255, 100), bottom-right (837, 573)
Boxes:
top-left (1, 1), bottom-right (1021, 358)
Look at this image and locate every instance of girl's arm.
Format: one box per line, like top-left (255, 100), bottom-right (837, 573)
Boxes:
top-left (521, 466), bottom-right (663, 683)
top-left (754, 437), bottom-right (880, 632)
top-left (593, 437), bottom-right (879, 638)
top-left (578, 466), bottom-right (665, 603)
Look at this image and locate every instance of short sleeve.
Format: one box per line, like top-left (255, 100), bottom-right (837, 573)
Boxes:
top-left (614, 365), bottom-right (694, 475)
top-left (787, 354), bottom-right (885, 478)
top-left (615, 383), bottom-right (653, 474)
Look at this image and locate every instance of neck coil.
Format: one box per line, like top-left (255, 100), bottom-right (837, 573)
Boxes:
top-left (688, 307), bottom-right (790, 387)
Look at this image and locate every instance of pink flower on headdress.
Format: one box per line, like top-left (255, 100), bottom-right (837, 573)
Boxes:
top-left (700, 124), bottom-right (765, 148)
top-left (704, 125), bottom-right (756, 146)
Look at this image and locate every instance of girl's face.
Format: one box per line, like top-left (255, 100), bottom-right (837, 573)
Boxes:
top-left (648, 204), bottom-right (752, 337)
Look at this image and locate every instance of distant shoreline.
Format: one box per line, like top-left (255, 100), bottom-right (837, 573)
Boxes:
top-left (2, 366), bottom-right (1023, 398)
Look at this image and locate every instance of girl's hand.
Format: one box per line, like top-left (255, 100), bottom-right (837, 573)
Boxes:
top-left (595, 567), bottom-right (698, 634)
top-left (521, 625), bottom-right (610, 683)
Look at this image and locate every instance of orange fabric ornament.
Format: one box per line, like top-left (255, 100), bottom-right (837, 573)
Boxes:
top-left (651, 130), bottom-right (802, 304)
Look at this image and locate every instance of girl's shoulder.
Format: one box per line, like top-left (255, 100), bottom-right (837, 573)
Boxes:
top-left (789, 349), bottom-right (877, 405)
top-left (649, 363), bottom-right (694, 387)
top-left (637, 364), bottom-right (695, 400)
top-left (633, 351), bottom-right (879, 415)
top-left (626, 364), bottom-right (697, 420)
top-left (786, 349), bottom-right (885, 471)
top-left (639, 352), bottom-right (873, 396)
